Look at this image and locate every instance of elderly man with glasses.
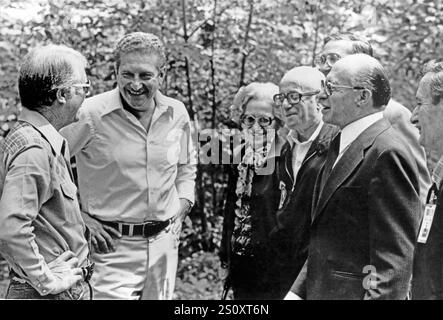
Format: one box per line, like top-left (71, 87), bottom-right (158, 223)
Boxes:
top-left (315, 32), bottom-right (431, 208)
top-left (0, 45), bottom-right (92, 299)
top-left (286, 54), bottom-right (421, 300)
top-left (266, 66), bottom-right (339, 298)
top-left (61, 32), bottom-right (197, 300)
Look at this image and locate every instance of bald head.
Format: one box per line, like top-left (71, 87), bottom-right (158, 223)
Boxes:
top-left (332, 54), bottom-right (391, 108)
top-left (278, 66), bottom-right (324, 135)
top-left (280, 66), bottom-right (325, 92)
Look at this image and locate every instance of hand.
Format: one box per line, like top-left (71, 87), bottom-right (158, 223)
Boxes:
top-left (177, 198), bottom-right (192, 223)
top-left (174, 199), bottom-right (192, 233)
top-left (45, 251), bottom-right (83, 295)
top-left (81, 211), bottom-right (121, 254)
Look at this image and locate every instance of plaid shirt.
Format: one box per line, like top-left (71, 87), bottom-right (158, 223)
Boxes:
top-left (0, 108), bottom-right (89, 296)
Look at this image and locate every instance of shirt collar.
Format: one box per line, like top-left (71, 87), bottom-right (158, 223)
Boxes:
top-left (288, 121), bottom-right (324, 147)
top-left (18, 108), bottom-right (65, 156)
top-left (100, 88), bottom-right (173, 118)
top-left (339, 112), bottom-right (384, 154)
top-left (432, 155), bottom-right (443, 189)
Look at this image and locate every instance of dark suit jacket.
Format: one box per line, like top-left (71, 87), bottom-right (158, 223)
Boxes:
top-left (412, 183), bottom-right (443, 300)
top-left (269, 123), bottom-right (339, 294)
top-left (291, 118), bottom-right (421, 300)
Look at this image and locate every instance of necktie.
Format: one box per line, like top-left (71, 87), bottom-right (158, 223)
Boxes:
top-left (319, 132), bottom-right (341, 193)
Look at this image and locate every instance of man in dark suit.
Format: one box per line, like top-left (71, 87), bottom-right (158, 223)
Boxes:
top-left (269, 66), bottom-right (339, 296)
top-left (287, 54), bottom-right (421, 300)
top-left (411, 61), bottom-right (443, 299)
top-left (316, 33), bottom-right (431, 205)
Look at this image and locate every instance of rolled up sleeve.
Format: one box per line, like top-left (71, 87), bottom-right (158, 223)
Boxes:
top-left (175, 116), bottom-right (197, 204)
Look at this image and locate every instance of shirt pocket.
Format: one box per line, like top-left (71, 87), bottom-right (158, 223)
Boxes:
top-left (60, 181), bottom-right (77, 201)
top-left (59, 180), bottom-right (82, 224)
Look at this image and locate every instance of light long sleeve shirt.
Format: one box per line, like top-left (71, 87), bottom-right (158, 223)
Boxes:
top-left (0, 108), bottom-right (89, 295)
top-left (287, 121), bottom-right (324, 184)
top-left (60, 88), bottom-right (197, 223)
top-left (334, 112), bottom-right (384, 168)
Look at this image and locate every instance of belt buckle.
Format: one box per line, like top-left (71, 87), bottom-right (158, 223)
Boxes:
top-left (142, 220), bottom-right (169, 238)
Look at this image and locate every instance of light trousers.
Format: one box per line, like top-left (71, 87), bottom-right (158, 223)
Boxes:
top-left (90, 225), bottom-right (179, 300)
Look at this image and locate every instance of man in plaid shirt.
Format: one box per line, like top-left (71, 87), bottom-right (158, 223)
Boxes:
top-left (0, 44), bottom-right (92, 299)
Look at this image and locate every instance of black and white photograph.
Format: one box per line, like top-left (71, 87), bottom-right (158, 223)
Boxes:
top-left (0, 0), bottom-right (442, 303)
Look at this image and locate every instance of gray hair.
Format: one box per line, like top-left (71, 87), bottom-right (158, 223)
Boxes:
top-left (421, 60), bottom-right (443, 105)
top-left (230, 82), bottom-right (281, 125)
top-left (18, 44), bottom-right (88, 110)
top-left (114, 32), bottom-right (166, 71)
top-left (324, 32), bottom-right (373, 56)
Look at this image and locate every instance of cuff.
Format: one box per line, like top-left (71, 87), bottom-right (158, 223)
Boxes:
top-left (176, 181), bottom-right (195, 204)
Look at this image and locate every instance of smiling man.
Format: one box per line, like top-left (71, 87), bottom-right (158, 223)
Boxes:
top-left (411, 61), bottom-right (443, 300)
top-left (61, 32), bottom-right (197, 300)
top-left (288, 54), bottom-right (421, 300)
top-left (269, 66), bottom-right (339, 298)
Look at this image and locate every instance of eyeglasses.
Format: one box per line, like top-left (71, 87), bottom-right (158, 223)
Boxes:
top-left (315, 53), bottom-right (342, 68)
top-left (273, 91), bottom-right (320, 107)
top-left (240, 114), bottom-right (275, 128)
top-left (321, 80), bottom-right (365, 97)
top-left (54, 79), bottom-right (91, 97)
top-left (71, 79), bottom-right (91, 96)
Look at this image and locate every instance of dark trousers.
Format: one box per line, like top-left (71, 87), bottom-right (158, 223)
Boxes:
top-left (230, 253), bottom-right (291, 300)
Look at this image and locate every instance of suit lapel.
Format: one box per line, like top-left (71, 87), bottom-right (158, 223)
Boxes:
top-left (312, 118), bottom-right (391, 224)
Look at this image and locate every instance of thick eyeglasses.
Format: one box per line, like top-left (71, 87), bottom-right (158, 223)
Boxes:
top-left (240, 114), bottom-right (274, 128)
top-left (273, 91), bottom-right (320, 106)
top-left (315, 53), bottom-right (342, 68)
top-left (321, 80), bottom-right (365, 97)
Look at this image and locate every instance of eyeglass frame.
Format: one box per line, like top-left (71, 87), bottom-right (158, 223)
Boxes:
top-left (53, 79), bottom-right (92, 97)
top-left (321, 80), bottom-right (366, 97)
top-left (273, 90), bottom-right (320, 107)
top-left (240, 113), bottom-right (275, 129)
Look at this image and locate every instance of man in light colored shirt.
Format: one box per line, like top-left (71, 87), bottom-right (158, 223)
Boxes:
top-left (0, 45), bottom-right (92, 299)
top-left (61, 32), bottom-right (197, 300)
top-left (287, 54), bottom-right (421, 300)
top-left (315, 32), bottom-right (431, 206)
top-left (269, 66), bottom-right (339, 297)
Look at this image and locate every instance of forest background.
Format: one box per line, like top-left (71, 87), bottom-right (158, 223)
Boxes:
top-left (0, 0), bottom-right (442, 299)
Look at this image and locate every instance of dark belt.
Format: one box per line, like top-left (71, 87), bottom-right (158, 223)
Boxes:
top-left (103, 218), bottom-right (173, 238)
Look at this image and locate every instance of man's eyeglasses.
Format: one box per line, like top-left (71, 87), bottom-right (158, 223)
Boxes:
top-left (54, 80), bottom-right (91, 97)
top-left (273, 91), bottom-right (320, 107)
top-left (71, 79), bottom-right (92, 97)
top-left (321, 80), bottom-right (365, 97)
top-left (315, 53), bottom-right (342, 68)
top-left (240, 114), bottom-right (275, 128)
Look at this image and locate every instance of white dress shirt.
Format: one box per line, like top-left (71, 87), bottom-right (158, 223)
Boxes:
top-left (288, 121), bottom-right (324, 183)
top-left (61, 88), bottom-right (197, 223)
top-left (333, 112), bottom-right (384, 168)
